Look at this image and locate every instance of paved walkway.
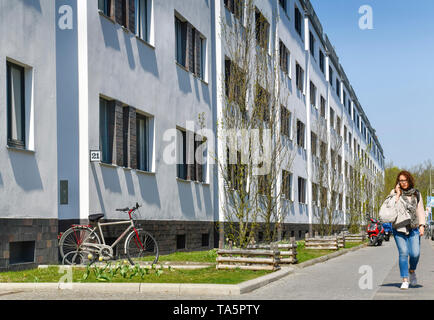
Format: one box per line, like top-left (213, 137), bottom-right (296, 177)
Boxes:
top-left (373, 236), bottom-right (434, 300)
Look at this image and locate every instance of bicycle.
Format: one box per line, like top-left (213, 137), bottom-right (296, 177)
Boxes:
top-left (58, 203), bottom-right (159, 266)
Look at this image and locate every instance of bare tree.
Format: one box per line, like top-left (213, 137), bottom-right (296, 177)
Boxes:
top-left (216, 0), bottom-right (295, 248)
top-left (311, 114), bottom-right (344, 236)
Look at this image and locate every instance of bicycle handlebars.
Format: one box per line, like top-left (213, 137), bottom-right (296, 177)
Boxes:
top-left (115, 203), bottom-right (141, 212)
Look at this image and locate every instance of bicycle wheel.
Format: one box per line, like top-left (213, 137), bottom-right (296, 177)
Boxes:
top-left (125, 229), bottom-right (159, 265)
top-left (59, 226), bottom-right (101, 265)
top-left (62, 251), bottom-right (86, 265)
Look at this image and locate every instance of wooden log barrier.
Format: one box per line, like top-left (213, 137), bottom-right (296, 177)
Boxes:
top-left (216, 248), bottom-right (281, 271)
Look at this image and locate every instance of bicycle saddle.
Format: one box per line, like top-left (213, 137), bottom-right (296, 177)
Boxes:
top-left (88, 213), bottom-right (104, 222)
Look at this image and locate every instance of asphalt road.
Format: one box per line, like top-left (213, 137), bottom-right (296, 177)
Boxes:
top-left (1, 237), bottom-right (433, 300)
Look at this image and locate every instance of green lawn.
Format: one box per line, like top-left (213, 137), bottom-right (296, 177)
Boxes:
top-left (344, 241), bottom-right (367, 249)
top-left (139, 249), bottom-right (218, 264)
top-left (0, 266), bottom-right (270, 284)
top-left (295, 240), bottom-right (367, 263)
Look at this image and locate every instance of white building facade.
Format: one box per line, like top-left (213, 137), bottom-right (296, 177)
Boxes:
top-left (0, 0), bottom-right (384, 270)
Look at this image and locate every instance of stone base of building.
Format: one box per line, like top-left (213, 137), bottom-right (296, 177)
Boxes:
top-left (216, 222), bottom-right (347, 245)
top-left (0, 219), bottom-right (58, 272)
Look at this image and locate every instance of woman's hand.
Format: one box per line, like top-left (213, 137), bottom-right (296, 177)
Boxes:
top-left (395, 183), bottom-right (401, 201)
top-left (419, 225), bottom-right (425, 236)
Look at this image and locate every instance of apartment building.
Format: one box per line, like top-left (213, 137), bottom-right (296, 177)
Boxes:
top-left (0, 0), bottom-right (384, 270)
top-left (215, 0), bottom-right (385, 239)
top-left (0, 0), bottom-right (217, 270)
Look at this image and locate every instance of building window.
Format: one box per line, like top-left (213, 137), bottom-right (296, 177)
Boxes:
top-left (298, 177), bottom-right (307, 204)
top-left (136, 0), bottom-right (150, 42)
top-left (254, 84), bottom-right (270, 123)
top-left (201, 233), bottom-right (209, 247)
top-left (329, 66), bottom-right (333, 86)
top-left (225, 58), bottom-right (246, 108)
top-left (227, 149), bottom-right (246, 192)
top-left (258, 173), bottom-right (271, 195)
top-left (336, 78), bottom-right (340, 97)
top-left (99, 98), bottom-right (114, 164)
top-left (320, 186), bottom-right (327, 208)
top-left (224, 0), bottom-right (243, 21)
top-left (294, 6), bottom-right (302, 37)
top-left (312, 183), bottom-right (319, 207)
top-left (319, 50), bottom-right (325, 74)
top-left (279, 0), bottom-right (287, 11)
top-left (255, 9), bottom-right (270, 51)
top-left (311, 131), bottom-right (317, 157)
top-left (336, 116), bottom-right (341, 135)
top-left (329, 107), bottom-right (335, 129)
top-left (9, 241), bottom-right (35, 265)
top-left (98, 0), bottom-right (111, 16)
top-left (177, 129), bottom-right (187, 180)
top-left (136, 114), bottom-right (149, 171)
top-left (296, 120), bottom-right (305, 148)
top-left (296, 62), bottom-right (304, 92)
top-left (279, 40), bottom-right (290, 74)
top-left (344, 125), bottom-right (348, 144)
top-left (320, 141), bottom-right (327, 162)
top-left (175, 16), bottom-right (187, 67)
top-left (6, 61), bottom-right (25, 149)
top-left (176, 234), bottom-right (186, 249)
top-left (309, 32), bottom-right (315, 58)
top-left (280, 106), bottom-right (291, 138)
top-left (282, 170), bottom-right (292, 200)
top-left (320, 96), bottom-right (326, 118)
top-left (310, 81), bottom-right (317, 108)
top-left (175, 15), bottom-right (206, 80)
top-left (177, 128), bottom-right (206, 182)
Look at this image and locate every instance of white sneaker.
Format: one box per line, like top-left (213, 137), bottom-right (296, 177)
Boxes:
top-left (400, 281), bottom-right (409, 290)
top-left (409, 272), bottom-right (417, 286)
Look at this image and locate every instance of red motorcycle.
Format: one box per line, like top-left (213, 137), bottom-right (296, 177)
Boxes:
top-left (367, 218), bottom-right (385, 246)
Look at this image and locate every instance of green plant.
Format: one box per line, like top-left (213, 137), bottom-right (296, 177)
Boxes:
top-left (82, 260), bottom-right (165, 282)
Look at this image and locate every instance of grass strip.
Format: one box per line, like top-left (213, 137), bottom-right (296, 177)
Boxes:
top-left (0, 266), bottom-right (270, 284)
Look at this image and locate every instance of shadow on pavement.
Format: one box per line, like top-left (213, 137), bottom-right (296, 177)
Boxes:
top-left (380, 283), bottom-right (424, 289)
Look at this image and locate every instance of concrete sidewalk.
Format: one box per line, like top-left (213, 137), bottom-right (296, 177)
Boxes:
top-left (374, 237), bottom-right (434, 300)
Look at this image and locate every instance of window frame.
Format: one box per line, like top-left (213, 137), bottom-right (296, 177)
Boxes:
top-left (6, 61), bottom-right (26, 149)
top-left (294, 5), bottom-right (302, 37)
top-left (136, 0), bottom-right (149, 42)
top-left (282, 170), bottom-right (293, 201)
top-left (136, 113), bottom-right (149, 172)
top-left (99, 97), bottom-right (114, 164)
top-left (295, 62), bottom-right (304, 92)
top-left (98, 0), bottom-right (111, 16)
top-left (298, 176), bottom-right (307, 204)
top-left (296, 119), bottom-right (305, 148)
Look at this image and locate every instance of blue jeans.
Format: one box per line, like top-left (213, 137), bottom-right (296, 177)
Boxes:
top-left (392, 228), bottom-right (420, 279)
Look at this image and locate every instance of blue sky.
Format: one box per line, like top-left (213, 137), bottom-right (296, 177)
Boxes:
top-left (309, 0), bottom-right (434, 169)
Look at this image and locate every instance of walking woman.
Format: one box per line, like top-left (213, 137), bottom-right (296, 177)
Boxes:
top-left (390, 170), bottom-right (426, 290)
